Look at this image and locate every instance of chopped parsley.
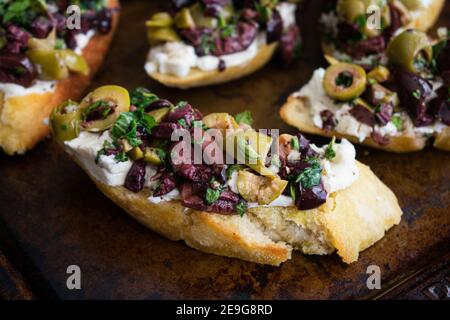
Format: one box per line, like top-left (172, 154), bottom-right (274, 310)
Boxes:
top-left (412, 89), bottom-right (421, 100)
top-left (111, 109), bottom-right (157, 148)
top-left (324, 138), bottom-right (336, 160)
top-left (234, 110), bottom-right (253, 126)
top-left (235, 201), bottom-right (247, 217)
top-left (291, 137), bottom-right (300, 151)
top-left (114, 152), bottom-right (129, 163)
top-left (295, 159), bottom-right (322, 190)
top-left (81, 100), bottom-right (111, 120)
top-left (205, 187), bottom-right (221, 205)
top-left (226, 164), bottom-right (243, 179)
top-left (391, 115), bottom-right (403, 131)
top-left (178, 118), bottom-right (188, 128)
top-left (1, 0), bottom-right (47, 25)
top-left (289, 182), bottom-right (297, 202)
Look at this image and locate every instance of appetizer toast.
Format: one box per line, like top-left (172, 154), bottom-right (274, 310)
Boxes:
top-left (0, 0), bottom-right (120, 155)
top-left (144, 0), bottom-right (301, 89)
top-left (281, 29), bottom-right (450, 153)
top-left (51, 85), bottom-right (402, 265)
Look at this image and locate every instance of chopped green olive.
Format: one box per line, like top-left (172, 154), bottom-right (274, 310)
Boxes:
top-left (146, 12), bottom-right (174, 27)
top-left (367, 65), bottom-right (391, 83)
top-left (147, 27), bottom-right (181, 45)
top-left (324, 63), bottom-right (367, 101)
top-left (387, 29), bottom-right (433, 73)
top-left (27, 49), bottom-right (69, 80)
top-left (59, 49), bottom-right (89, 76)
top-left (79, 85), bottom-right (130, 132)
top-left (190, 3), bottom-right (217, 29)
top-left (128, 147), bottom-right (144, 160)
top-left (147, 107), bottom-right (170, 123)
top-left (174, 8), bottom-right (195, 29)
top-left (144, 148), bottom-right (163, 165)
top-left (50, 100), bottom-right (81, 142)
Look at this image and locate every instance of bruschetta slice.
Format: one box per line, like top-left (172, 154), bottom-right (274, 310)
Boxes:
top-left (50, 85), bottom-right (402, 265)
top-left (144, 0), bottom-right (301, 89)
top-left (0, 0), bottom-right (120, 155)
top-left (320, 0), bottom-right (445, 69)
top-left (281, 29), bottom-right (450, 152)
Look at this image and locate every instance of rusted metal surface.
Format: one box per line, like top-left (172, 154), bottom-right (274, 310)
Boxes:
top-left (0, 0), bottom-right (449, 300)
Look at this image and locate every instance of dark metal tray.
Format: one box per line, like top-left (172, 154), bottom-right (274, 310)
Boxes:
top-left (0, 0), bottom-right (449, 299)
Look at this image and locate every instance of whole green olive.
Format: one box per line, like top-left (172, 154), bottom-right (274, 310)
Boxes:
top-left (50, 100), bottom-right (81, 142)
top-left (323, 63), bottom-right (367, 101)
top-left (387, 29), bottom-right (433, 73)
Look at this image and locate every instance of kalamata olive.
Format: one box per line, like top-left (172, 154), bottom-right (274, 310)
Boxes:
top-left (296, 182), bottom-right (327, 210)
top-left (280, 25), bottom-right (301, 65)
top-left (151, 122), bottom-right (183, 139)
top-left (145, 99), bottom-right (173, 112)
top-left (124, 161), bottom-right (146, 193)
top-left (371, 130), bottom-right (391, 146)
top-left (436, 40), bottom-right (450, 74)
top-left (0, 53), bottom-right (37, 87)
top-left (324, 63), bottom-right (367, 101)
top-left (394, 68), bottom-right (434, 126)
top-left (375, 103), bottom-right (394, 126)
top-left (266, 11), bottom-right (283, 44)
top-left (31, 16), bottom-right (53, 39)
top-left (349, 104), bottom-right (375, 127)
top-left (153, 173), bottom-right (177, 196)
top-left (320, 110), bottom-right (336, 132)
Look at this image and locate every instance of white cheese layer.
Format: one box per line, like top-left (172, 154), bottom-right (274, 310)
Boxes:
top-left (148, 189), bottom-right (181, 204)
top-left (74, 29), bottom-right (96, 55)
top-left (65, 131), bottom-right (132, 186)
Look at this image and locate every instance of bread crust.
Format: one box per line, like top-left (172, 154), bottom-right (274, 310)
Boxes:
top-left (280, 96), bottom-right (428, 153)
top-left (434, 127), bottom-right (450, 151)
top-left (147, 42), bottom-right (278, 89)
top-left (70, 150), bottom-right (402, 265)
top-left (0, 0), bottom-right (120, 155)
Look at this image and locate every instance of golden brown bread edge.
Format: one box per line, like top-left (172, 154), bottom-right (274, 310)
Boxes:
top-left (0, 0), bottom-right (120, 155)
top-left (71, 153), bottom-right (402, 266)
top-left (147, 42), bottom-right (278, 89)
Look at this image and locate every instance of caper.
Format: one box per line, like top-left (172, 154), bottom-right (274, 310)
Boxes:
top-left (79, 85), bottom-right (130, 132)
top-left (27, 49), bottom-right (69, 80)
top-left (174, 8), bottom-right (195, 29)
top-left (387, 29), bottom-right (433, 73)
top-left (323, 63), bottom-right (367, 101)
top-left (146, 12), bottom-right (173, 28)
top-left (50, 100), bottom-right (81, 142)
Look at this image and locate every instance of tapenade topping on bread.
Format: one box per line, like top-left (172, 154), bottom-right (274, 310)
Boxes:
top-left (144, 0), bottom-right (301, 87)
top-left (0, 0), bottom-right (114, 87)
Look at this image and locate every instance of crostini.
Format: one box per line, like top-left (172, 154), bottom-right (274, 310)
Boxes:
top-left (0, 0), bottom-right (120, 155)
top-left (281, 28), bottom-right (450, 153)
top-left (50, 85), bottom-right (402, 266)
top-left (320, 0), bottom-right (445, 69)
top-left (144, 0), bottom-right (301, 89)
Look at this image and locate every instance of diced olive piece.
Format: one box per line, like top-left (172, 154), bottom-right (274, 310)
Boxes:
top-left (202, 113), bottom-right (238, 132)
top-left (226, 130), bottom-right (275, 178)
top-left (28, 29), bottom-right (56, 51)
top-left (399, 0), bottom-right (422, 10)
top-left (146, 12), bottom-right (173, 27)
top-left (120, 139), bottom-right (133, 153)
top-left (147, 107), bottom-right (170, 123)
top-left (189, 3), bottom-right (217, 28)
top-left (367, 65), bottom-right (390, 83)
top-left (144, 148), bottom-right (162, 165)
top-left (237, 170), bottom-right (288, 205)
top-left (147, 27), bottom-right (181, 45)
top-left (80, 85), bottom-right (130, 132)
top-left (387, 29), bottom-right (433, 73)
top-left (336, 0), bottom-right (365, 23)
top-left (59, 49), bottom-right (89, 76)
top-left (174, 8), bottom-right (195, 29)
top-left (27, 49), bottom-right (69, 80)
top-left (128, 147), bottom-right (144, 160)
top-left (50, 100), bottom-right (81, 142)
top-left (324, 62), bottom-right (367, 101)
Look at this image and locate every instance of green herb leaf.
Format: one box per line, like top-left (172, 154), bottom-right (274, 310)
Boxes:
top-left (391, 115), bottom-right (403, 131)
top-left (82, 100), bottom-right (110, 120)
top-left (205, 187), bottom-right (221, 205)
top-left (412, 89), bottom-right (421, 100)
top-left (289, 182), bottom-right (297, 202)
top-left (234, 110), bottom-right (253, 126)
top-left (291, 137), bottom-right (300, 151)
top-left (114, 152), bottom-right (129, 163)
top-left (324, 138), bottom-right (336, 160)
top-left (226, 164), bottom-right (243, 179)
top-left (295, 160), bottom-right (322, 189)
top-left (235, 201), bottom-right (247, 217)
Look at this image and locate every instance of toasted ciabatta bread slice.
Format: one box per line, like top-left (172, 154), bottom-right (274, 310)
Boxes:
top-left (70, 150), bottom-right (402, 266)
top-left (148, 43), bottom-right (278, 89)
top-left (0, 0), bottom-right (119, 155)
top-left (280, 96), bottom-right (429, 153)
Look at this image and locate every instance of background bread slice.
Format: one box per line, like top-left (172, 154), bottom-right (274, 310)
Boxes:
top-left (70, 149), bottom-right (402, 265)
top-left (0, 0), bottom-right (120, 155)
top-left (280, 96), bottom-right (428, 153)
top-left (148, 42), bottom-right (278, 89)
